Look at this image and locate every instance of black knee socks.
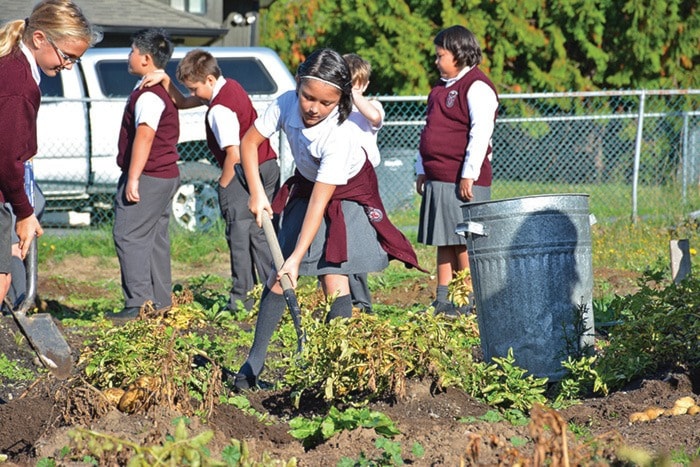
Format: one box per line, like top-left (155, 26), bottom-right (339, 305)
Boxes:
top-left (236, 290), bottom-right (354, 388)
top-left (237, 287), bottom-right (286, 383)
top-left (326, 294), bottom-right (352, 322)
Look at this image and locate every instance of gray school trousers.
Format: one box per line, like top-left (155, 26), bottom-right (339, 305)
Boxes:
top-left (113, 173), bottom-right (179, 309)
top-left (218, 159), bottom-right (279, 310)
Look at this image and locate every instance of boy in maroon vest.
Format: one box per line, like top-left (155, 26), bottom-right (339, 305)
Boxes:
top-left (141, 49), bottom-right (278, 312)
top-left (110, 28), bottom-right (180, 322)
top-left (415, 25), bottom-right (499, 318)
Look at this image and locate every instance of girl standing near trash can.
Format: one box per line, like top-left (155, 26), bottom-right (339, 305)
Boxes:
top-left (0, 0), bottom-right (100, 306)
top-left (415, 25), bottom-right (499, 318)
top-left (231, 48), bottom-right (423, 389)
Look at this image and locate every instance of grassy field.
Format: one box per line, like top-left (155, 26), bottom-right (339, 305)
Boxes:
top-left (37, 194), bottom-right (698, 306)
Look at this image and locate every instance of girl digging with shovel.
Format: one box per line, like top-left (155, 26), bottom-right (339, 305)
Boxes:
top-left (230, 48), bottom-right (425, 390)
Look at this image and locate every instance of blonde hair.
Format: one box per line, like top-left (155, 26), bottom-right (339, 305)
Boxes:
top-left (0, 0), bottom-right (102, 57)
top-left (342, 53), bottom-right (372, 87)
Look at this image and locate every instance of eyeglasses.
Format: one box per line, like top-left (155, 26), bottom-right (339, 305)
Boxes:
top-left (46, 36), bottom-right (81, 65)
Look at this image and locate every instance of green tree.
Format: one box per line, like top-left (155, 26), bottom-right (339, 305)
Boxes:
top-left (603, 0), bottom-right (698, 88)
top-left (259, 0), bottom-right (698, 94)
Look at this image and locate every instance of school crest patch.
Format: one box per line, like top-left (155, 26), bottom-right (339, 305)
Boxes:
top-left (446, 90), bottom-right (458, 108)
top-left (365, 207), bottom-right (384, 223)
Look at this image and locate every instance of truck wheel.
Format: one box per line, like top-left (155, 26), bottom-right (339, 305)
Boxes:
top-left (171, 182), bottom-right (219, 232)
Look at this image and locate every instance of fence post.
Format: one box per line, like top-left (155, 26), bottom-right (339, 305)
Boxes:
top-left (681, 112), bottom-right (690, 204)
top-left (631, 90), bottom-right (646, 223)
top-left (670, 239), bottom-right (691, 283)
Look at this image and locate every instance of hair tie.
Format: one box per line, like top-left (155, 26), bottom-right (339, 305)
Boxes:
top-left (24, 17), bottom-right (29, 28)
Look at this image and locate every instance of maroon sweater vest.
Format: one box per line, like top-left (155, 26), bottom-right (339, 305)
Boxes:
top-left (419, 67), bottom-right (498, 186)
top-left (205, 78), bottom-right (277, 167)
top-left (117, 84), bottom-right (180, 178)
top-left (0, 49), bottom-right (41, 219)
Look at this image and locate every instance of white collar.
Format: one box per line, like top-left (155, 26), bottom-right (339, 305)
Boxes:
top-left (210, 75), bottom-right (226, 101)
top-left (20, 40), bottom-right (41, 85)
top-left (441, 65), bottom-right (472, 88)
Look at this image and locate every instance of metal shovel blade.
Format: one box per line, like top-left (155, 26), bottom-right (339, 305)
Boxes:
top-left (8, 166), bottom-right (73, 380)
top-left (10, 241), bottom-right (73, 379)
top-left (10, 242), bottom-right (72, 379)
top-left (12, 311), bottom-right (73, 380)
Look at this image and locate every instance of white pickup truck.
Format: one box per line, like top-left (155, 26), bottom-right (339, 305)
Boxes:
top-left (36, 46), bottom-right (295, 231)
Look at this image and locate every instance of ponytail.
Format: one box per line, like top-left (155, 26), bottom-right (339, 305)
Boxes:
top-left (0, 20), bottom-right (25, 57)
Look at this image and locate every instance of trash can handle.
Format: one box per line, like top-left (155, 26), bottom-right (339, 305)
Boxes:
top-left (455, 221), bottom-right (488, 237)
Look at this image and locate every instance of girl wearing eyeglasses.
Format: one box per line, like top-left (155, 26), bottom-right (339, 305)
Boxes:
top-left (0, 0), bottom-right (100, 306)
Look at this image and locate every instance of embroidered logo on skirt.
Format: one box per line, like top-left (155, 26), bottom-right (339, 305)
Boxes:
top-left (365, 207), bottom-right (384, 223)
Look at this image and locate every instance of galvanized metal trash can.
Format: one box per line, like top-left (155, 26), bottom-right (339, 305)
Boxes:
top-left (456, 194), bottom-right (595, 381)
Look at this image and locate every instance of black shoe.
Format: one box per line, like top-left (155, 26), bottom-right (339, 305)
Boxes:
top-left (430, 300), bottom-right (469, 319)
top-left (456, 304), bottom-right (474, 316)
top-left (223, 371), bottom-right (258, 391)
top-left (108, 306), bottom-right (141, 323)
top-left (427, 300), bottom-right (453, 314)
top-left (439, 304), bottom-right (473, 319)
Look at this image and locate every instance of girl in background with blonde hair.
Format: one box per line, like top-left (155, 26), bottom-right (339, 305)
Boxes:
top-left (0, 0), bottom-right (101, 306)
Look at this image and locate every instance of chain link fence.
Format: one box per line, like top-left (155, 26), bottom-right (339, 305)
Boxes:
top-left (35, 90), bottom-right (700, 228)
top-left (376, 90), bottom-right (700, 223)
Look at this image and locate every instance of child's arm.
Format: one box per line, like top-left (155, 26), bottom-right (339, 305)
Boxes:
top-left (140, 72), bottom-right (203, 109)
top-left (125, 123), bottom-right (155, 203)
top-left (240, 125), bottom-right (269, 225)
top-left (351, 85), bottom-right (383, 127)
top-left (209, 106), bottom-right (242, 187)
top-left (459, 82), bottom-right (498, 200)
top-left (219, 145), bottom-right (240, 187)
top-left (415, 153), bottom-right (425, 196)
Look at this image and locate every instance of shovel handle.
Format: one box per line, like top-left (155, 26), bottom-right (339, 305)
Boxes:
top-left (18, 161), bottom-right (38, 314)
top-left (260, 215), bottom-right (294, 292)
top-left (234, 163), bottom-right (305, 352)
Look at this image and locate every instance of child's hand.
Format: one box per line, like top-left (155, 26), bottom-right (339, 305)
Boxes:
top-left (248, 192), bottom-right (273, 228)
top-left (125, 179), bottom-right (140, 203)
top-left (352, 81), bottom-right (369, 95)
top-left (139, 70), bottom-right (167, 89)
top-left (15, 214), bottom-right (43, 260)
top-left (277, 256), bottom-right (300, 289)
top-left (416, 174), bottom-right (426, 196)
top-left (459, 178), bottom-right (474, 201)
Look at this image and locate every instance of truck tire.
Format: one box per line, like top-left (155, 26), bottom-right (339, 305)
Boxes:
top-left (172, 161), bottom-right (221, 232)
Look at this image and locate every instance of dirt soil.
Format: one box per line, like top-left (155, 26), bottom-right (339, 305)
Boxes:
top-left (1, 256), bottom-right (699, 466)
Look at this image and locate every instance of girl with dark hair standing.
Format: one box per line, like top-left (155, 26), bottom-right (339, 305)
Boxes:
top-left (232, 48), bottom-right (423, 389)
top-left (415, 25), bottom-right (499, 318)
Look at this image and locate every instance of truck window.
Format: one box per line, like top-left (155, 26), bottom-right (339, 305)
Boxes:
top-left (164, 57), bottom-right (279, 96)
top-left (95, 56), bottom-right (279, 98)
top-left (39, 75), bottom-right (64, 97)
top-left (212, 58), bottom-right (278, 95)
top-left (95, 61), bottom-right (139, 97)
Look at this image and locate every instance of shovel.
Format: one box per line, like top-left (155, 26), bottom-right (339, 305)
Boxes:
top-left (8, 161), bottom-right (72, 379)
top-left (234, 164), bottom-right (306, 353)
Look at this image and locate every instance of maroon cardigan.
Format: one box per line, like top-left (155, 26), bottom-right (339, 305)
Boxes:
top-left (0, 49), bottom-right (41, 220)
top-left (272, 160), bottom-right (426, 272)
